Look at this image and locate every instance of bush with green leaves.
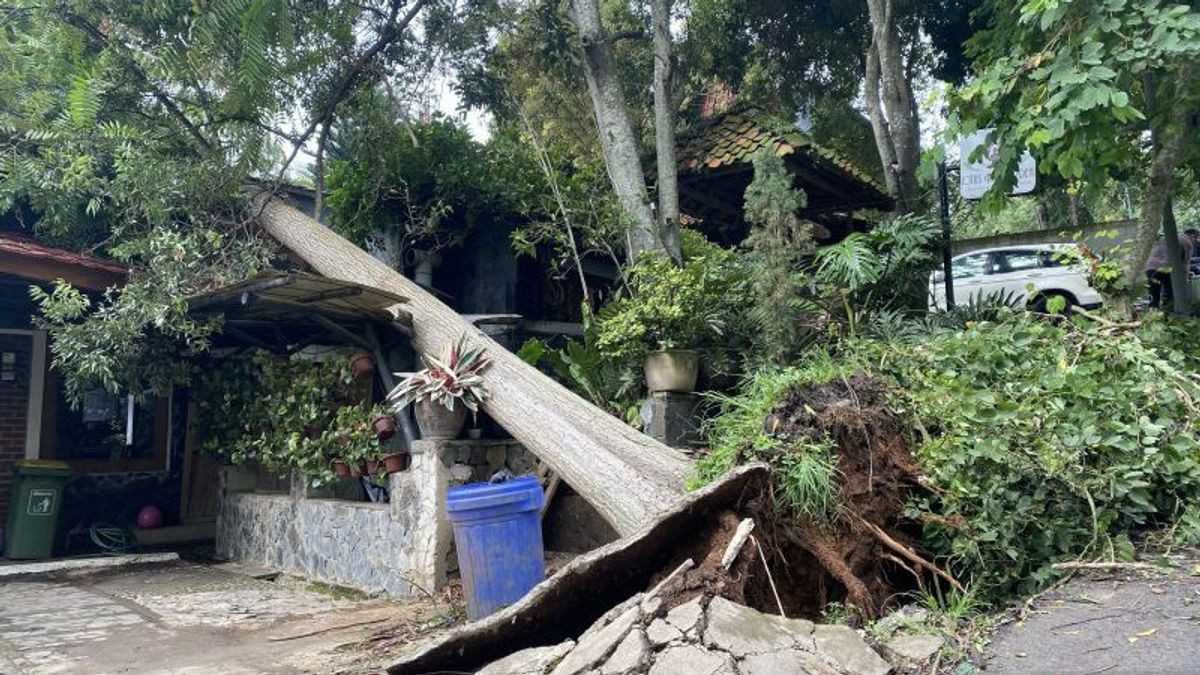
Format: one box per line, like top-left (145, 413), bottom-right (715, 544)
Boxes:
top-left (596, 231), bottom-right (748, 361)
top-left (193, 350), bottom-right (374, 487)
top-left (696, 312), bottom-right (1200, 603)
top-left (875, 315), bottom-right (1200, 598)
top-left (518, 303), bottom-right (642, 425)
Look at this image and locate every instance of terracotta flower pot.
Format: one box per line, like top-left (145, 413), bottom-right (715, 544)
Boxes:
top-left (332, 460), bottom-right (351, 477)
top-left (644, 349), bottom-right (700, 393)
top-left (349, 350), bottom-right (376, 379)
top-left (350, 461), bottom-right (363, 477)
top-left (383, 453), bottom-right (410, 473)
top-left (372, 414), bottom-right (397, 440)
top-left (365, 459), bottom-right (381, 475)
top-left (414, 399), bottom-right (468, 439)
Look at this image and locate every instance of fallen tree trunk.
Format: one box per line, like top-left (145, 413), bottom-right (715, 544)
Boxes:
top-left (253, 195), bottom-right (694, 536)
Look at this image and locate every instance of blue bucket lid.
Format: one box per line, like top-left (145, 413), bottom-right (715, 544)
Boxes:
top-left (446, 475), bottom-right (545, 517)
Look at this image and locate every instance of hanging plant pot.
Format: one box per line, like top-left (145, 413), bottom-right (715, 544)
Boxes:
top-left (332, 460), bottom-right (351, 477)
top-left (349, 350), bottom-right (376, 379)
top-left (383, 453), bottom-right (410, 473)
top-left (644, 350), bottom-right (700, 393)
top-left (414, 399), bottom-right (468, 440)
top-left (372, 414), bottom-right (398, 440)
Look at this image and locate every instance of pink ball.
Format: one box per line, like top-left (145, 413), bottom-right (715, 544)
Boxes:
top-left (137, 505), bottom-right (163, 529)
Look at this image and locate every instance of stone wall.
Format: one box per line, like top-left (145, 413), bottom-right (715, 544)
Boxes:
top-left (216, 439), bottom-right (539, 597)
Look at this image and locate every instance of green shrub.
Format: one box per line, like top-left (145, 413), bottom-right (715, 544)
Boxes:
top-left (596, 231), bottom-right (749, 361)
top-left (695, 313), bottom-right (1200, 602)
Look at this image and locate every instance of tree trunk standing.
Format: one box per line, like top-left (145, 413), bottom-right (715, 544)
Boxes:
top-left (569, 0), bottom-right (660, 261)
top-left (863, 43), bottom-right (900, 198)
top-left (313, 122), bottom-right (328, 220)
top-left (253, 196), bottom-right (695, 536)
top-left (651, 0), bottom-right (682, 265)
top-left (864, 0), bottom-right (921, 212)
top-left (1125, 67), bottom-right (1195, 307)
top-left (1162, 197), bottom-right (1192, 315)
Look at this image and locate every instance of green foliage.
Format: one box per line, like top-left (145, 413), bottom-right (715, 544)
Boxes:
top-left (742, 149), bottom-right (817, 364)
top-left (870, 315), bottom-right (1200, 597)
top-left (693, 357), bottom-right (848, 521)
top-left (696, 309), bottom-right (1200, 602)
top-left (193, 351), bottom-right (380, 487)
top-left (953, 0), bottom-right (1200, 205)
top-left (492, 122), bottom-right (627, 291)
top-left (596, 234), bottom-right (748, 360)
top-left (518, 303), bottom-right (641, 424)
top-left (326, 109), bottom-right (513, 250)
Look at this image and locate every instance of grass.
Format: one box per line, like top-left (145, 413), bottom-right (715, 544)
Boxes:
top-left (691, 352), bottom-right (855, 521)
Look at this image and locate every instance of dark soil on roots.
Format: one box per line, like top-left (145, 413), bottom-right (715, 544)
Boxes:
top-left (655, 373), bottom-right (929, 621)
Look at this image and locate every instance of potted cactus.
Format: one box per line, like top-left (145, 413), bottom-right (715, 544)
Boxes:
top-left (389, 336), bottom-right (492, 440)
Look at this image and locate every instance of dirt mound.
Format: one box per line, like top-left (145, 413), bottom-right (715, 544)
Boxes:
top-left (659, 374), bottom-right (935, 620)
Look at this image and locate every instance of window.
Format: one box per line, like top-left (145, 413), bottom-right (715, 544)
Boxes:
top-left (952, 253), bottom-right (989, 279)
top-left (40, 368), bottom-right (169, 472)
top-left (991, 250), bottom-right (1043, 274)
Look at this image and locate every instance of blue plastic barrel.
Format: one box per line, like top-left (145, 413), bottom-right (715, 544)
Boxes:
top-left (446, 475), bottom-right (546, 620)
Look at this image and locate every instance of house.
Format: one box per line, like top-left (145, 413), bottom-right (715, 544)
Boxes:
top-left (0, 231), bottom-right (190, 550)
top-left (675, 109), bottom-right (894, 245)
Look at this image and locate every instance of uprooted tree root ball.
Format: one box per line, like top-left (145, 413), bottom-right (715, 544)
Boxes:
top-left (676, 374), bottom-right (953, 620)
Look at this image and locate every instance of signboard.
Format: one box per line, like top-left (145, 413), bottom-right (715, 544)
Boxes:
top-left (27, 489), bottom-right (57, 516)
top-left (960, 129), bottom-right (1037, 200)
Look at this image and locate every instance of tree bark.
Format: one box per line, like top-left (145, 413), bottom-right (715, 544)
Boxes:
top-left (1162, 197), bottom-right (1192, 315)
top-left (253, 195), bottom-right (694, 536)
top-left (863, 42), bottom-right (900, 198)
top-left (864, 0), bottom-right (921, 212)
top-left (569, 0), bottom-right (660, 261)
top-left (651, 0), bottom-right (682, 265)
top-left (1125, 67), bottom-right (1194, 299)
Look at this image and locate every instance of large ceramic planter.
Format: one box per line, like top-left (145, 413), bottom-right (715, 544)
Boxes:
top-left (644, 349), bottom-right (700, 393)
top-left (415, 399), bottom-right (468, 439)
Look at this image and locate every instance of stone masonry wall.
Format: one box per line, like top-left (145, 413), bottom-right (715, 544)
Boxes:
top-left (0, 333), bottom-right (32, 539)
top-left (216, 439), bottom-right (537, 597)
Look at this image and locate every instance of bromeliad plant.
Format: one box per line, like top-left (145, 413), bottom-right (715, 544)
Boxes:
top-left (389, 336), bottom-right (493, 413)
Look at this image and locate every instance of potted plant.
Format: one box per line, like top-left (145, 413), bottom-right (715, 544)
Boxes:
top-left (328, 405), bottom-right (382, 478)
top-left (349, 350), bottom-right (376, 379)
top-left (389, 336), bottom-right (492, 440)
top-left (372, 411), bottom-right (398, 440)
top-left (596, 251), bottom-right (729, 393)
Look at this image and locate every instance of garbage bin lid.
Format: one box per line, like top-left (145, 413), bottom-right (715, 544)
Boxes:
top-left (14, 459), bottom-right (72, 476)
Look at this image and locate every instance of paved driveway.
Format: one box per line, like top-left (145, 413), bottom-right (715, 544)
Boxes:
top-left (0, 560), bottom-right (456, 675)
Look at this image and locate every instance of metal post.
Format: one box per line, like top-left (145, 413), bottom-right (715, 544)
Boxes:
top-left (938, 161), bottom-right (956, 310)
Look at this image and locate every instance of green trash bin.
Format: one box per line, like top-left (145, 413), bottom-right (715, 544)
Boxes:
top-left (5, 460), bottom-right (71, 559)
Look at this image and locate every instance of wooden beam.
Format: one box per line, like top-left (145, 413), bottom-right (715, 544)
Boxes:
top-left (363, 322), bottom-right (419, 447)
top-left (224, 325), bottom-right (275, 351)
top-left (310, 314), bottom-right (372, 349)
top-left (292, 285), bottom-right (363, 303)
top-left (189, 274), bottom-right (296, 312)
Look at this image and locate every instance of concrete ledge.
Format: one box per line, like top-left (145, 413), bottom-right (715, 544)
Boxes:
top-left (133, 521), bottom-right (215, 547)
top-left (0, 552), bottom-right (180, 579)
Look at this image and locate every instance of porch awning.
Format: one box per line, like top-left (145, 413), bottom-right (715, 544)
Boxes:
top-left (188, 271), bottom-right (412, 352)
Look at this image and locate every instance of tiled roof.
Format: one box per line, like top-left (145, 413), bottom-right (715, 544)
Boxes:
top-left (677, 110), bottom-right (887, 194)
top-left (0, 233), bottom-right (128, 276)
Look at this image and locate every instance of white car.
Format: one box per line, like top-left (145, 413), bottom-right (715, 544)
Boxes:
top-left (929, 244), bottom-right (1103, 312)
